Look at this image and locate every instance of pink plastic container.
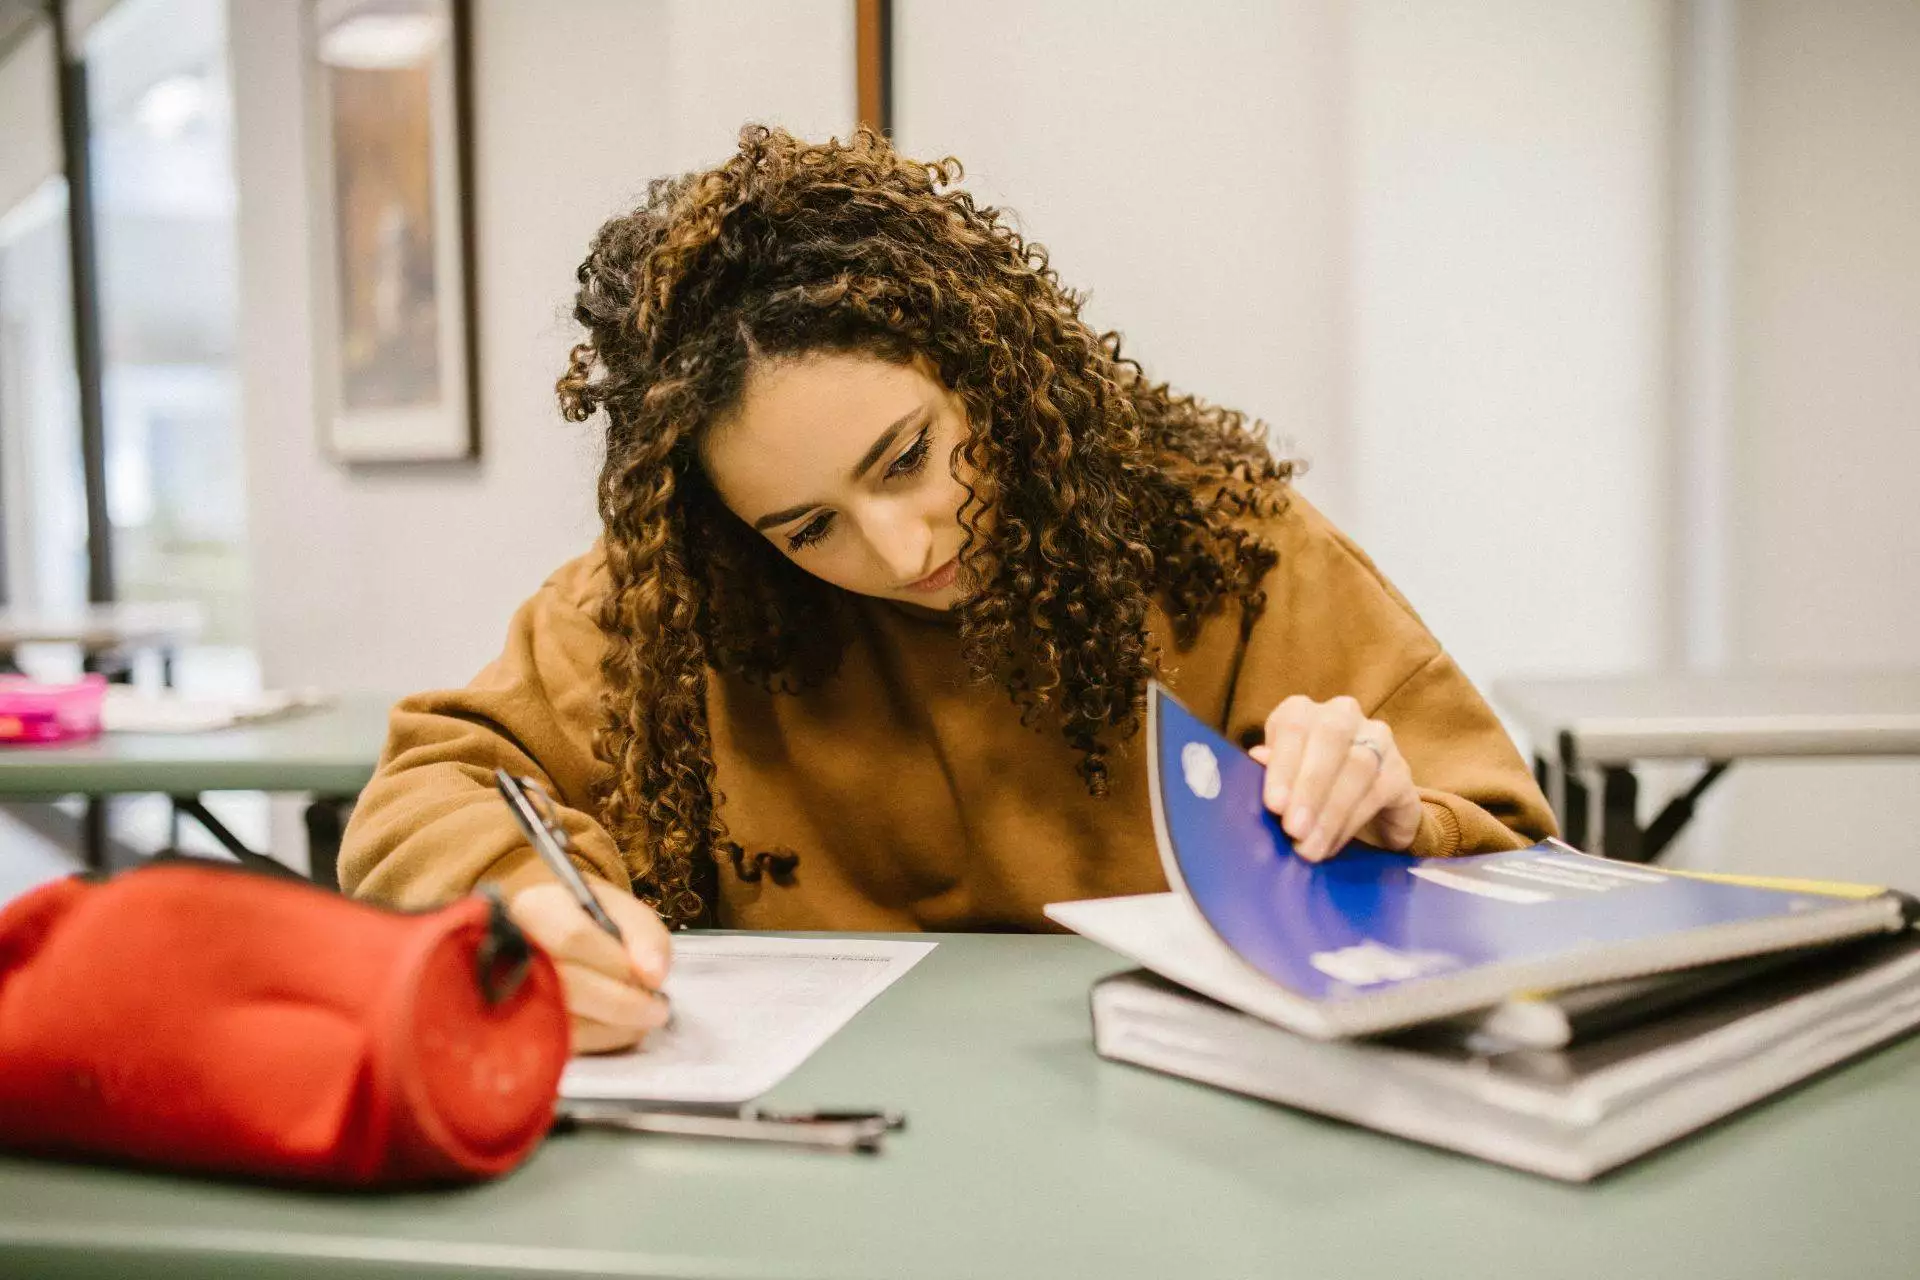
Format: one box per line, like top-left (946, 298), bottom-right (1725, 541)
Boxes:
top-left (0, 674), bottom-right (107, 746)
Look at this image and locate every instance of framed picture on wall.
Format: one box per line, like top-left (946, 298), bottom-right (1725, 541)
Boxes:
top-left (306, 0), bottom-right (479, 463)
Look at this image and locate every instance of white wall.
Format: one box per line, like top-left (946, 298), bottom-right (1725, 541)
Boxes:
top-left (895, 0), bottom-right (1353, 521)
top-left (1689, 0), bottom-right (1920, 886)
top-left (1728, 0), bottom-right (1920, 670)
top-left (899, 0), bottom-right (1673, 697)
top-left (229, 0), bottom-right (854, 696)
top-left (1350, 0), bottom-right (1672, 692)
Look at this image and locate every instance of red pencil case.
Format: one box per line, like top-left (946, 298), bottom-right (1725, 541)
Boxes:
top-left (0, 863), bottom-right (569, 1187)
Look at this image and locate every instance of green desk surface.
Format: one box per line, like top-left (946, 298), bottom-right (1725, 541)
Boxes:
top-left (0, 695), bottom-right (393, 797)
top-left (1, 934), bottom-right (1916, 1279)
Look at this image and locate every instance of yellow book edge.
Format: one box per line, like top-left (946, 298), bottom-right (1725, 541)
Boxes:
top-left (1652, 867), bottom-right (1888, 900)
top-left (1496, 865), bottom-right (1898, 1013)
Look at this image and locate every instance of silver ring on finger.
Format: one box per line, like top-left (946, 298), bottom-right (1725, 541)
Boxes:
top-left (1352, 735), bottom-right (1386, 768)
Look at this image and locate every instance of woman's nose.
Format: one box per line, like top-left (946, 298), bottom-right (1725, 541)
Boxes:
top-left (865, 505), bottom-right (934, 584)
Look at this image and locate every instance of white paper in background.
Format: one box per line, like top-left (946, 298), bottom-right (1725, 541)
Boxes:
top-left (560, 935), bottom-right (936, 1105)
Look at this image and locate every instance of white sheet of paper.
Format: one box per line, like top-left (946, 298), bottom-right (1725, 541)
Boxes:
top-left (559, 935), bottom-right (936, 1105)
top-left (1045, 893), bottom-right (1319, 1033)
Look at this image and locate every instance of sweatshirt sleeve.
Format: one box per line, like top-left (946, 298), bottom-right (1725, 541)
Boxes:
top-left (1221, 496), bottom-right (1556, 857)
top-left (338, 550), bottom-right (633, 907)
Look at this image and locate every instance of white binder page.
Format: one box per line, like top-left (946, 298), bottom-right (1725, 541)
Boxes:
top-left (559, 935), bottom-right (936, 1105)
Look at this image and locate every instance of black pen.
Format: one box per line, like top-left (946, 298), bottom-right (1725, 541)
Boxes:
top-left (494, 767), bottom-right (667, 1005)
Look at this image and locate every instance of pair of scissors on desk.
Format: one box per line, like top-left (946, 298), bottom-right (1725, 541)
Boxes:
top-left (553, 1103), bottom-right (907, 1155)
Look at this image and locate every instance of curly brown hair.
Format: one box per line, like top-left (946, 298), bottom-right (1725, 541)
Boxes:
top-left (557, 125), bottom-right (1291, 926)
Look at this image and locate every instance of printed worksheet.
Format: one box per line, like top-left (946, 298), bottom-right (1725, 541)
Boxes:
top-left (559, 935), bottom-right (936, 1105)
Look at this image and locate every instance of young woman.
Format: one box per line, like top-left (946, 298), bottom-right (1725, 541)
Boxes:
top-left (340, 127), bottom-right (1554, 1053)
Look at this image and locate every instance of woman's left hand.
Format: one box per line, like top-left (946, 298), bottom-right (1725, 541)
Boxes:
top-left (1248, 695), bottom-right (1422, 862)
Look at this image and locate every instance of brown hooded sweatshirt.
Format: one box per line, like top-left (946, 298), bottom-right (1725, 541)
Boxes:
top-left (339, 494), bottom-right (1556, 927)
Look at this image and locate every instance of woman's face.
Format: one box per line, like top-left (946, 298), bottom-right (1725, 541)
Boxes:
top-left (700, 351), bottom-right (976, 611)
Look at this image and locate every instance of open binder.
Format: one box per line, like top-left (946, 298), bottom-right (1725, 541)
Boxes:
top-left (1045, 684), bottom-right (1920, 1179)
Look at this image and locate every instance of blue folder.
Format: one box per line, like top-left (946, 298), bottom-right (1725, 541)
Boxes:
top-left (1145, 683), bottom-right (1907, 1029)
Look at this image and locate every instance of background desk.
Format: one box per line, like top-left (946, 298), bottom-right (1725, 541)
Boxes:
top-left (1495, 670), bottom-right (1920, 863)
top-left (0, 694), bottom-right (391, 886)
top-left (1, 601), bottom-right (208, 863)
top-left (0, 601), bottom-right (204, 681)
top-left (1, 934), bottom-right (1915, 1279)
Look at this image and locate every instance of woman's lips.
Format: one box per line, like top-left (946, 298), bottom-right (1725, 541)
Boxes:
top-left (904, 557), bottom-right (958, 593)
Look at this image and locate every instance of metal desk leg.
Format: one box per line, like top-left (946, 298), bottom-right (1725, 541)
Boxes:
top-left (78, 649), bottom-right (130, 871)
top-left (1551, 731), bottom-right (1593, 853)
top-left (304, 795), bottom-right (355, 891)
top-left (1538, 747), bottom-right (1582, 849)
top-left (1596, 762), bottom-right (1732, 865)
top-left (1601, 767), bottom-right (1644, 862)
top-left (160, 645), bottom-right (179, 849)
top-left (166, 795), bottom-right (301, 879)
top-left (80, 794), bottom-right (110, 872)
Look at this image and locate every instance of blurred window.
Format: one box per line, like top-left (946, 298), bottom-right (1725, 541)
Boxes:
top-left (1, 0), bottom-right (264, 862)
top-left (86, 0), bottom-right (253, 684)
top-left (0, 178), bottom-right (87, 620)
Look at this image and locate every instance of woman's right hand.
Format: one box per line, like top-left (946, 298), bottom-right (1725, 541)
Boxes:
top-left (505, 877), bottom-right (673, 1054)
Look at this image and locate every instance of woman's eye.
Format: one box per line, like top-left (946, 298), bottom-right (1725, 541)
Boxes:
top-left (885, 428), bottom-right (931, 480)
top-left (785, 512), bottom-right (834, 553)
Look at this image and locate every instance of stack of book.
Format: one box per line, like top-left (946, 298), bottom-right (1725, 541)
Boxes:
top-left (1045, 686), bottom-right (1920, 1182)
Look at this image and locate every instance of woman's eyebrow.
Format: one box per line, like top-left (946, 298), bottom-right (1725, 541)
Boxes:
top-left (751, 501), bottom-right (820, 532)
top-left (846, 407), bottom-right (925, 482)
top-left (750, 407), bottom-right (926, 532)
